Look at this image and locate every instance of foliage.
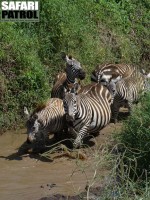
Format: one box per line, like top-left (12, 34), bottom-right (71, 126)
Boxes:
top-left (117, 93), bottom-right (150, 180)
top-left (0, 0), bottom-right (149, 130)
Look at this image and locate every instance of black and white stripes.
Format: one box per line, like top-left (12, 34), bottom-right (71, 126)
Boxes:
top-left (106, 70), bottom-right (147, 123)
top-left (51, 54), bottom-right (85, 99)
top-left (24, 98), bottom-right (66, 144)
top-left (63, 83), bottom-right (112, 148)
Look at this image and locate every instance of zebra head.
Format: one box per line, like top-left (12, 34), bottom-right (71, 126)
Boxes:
top-left (24, 107), bottom-right (41, 143)
top-left (106, 80), bottom-right (117, 103)
top-left (62, 53), bottom-right (86, 82)
top-left (63, 92), bottom-right (79, 125)
top-left (91, 70), bottom-right (113, 85)
top-left (63, 79), bottom-right (81, 94)
top-left (140, 69), bottom-right (150, 91)
top-left (97, 71), bottom-right (122, 85)
top-left (26, 114), bottom-right (42, 143)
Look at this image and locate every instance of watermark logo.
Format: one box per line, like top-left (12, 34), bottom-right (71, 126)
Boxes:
top-left (1, 1), bottom-right (39, 22)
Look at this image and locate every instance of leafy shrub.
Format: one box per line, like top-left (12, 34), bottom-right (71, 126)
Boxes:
top-left (118, 93), bottom-right (150, 179)
top-left (0, 0), bottom-right (149, 130)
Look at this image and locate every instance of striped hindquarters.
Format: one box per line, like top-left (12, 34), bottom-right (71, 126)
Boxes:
top-left (111, 72), bottom-right (146, 122)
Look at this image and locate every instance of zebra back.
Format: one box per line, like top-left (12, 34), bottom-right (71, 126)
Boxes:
top-left (110, 70), bottom-right (146, 123)
top-left (91, 63), bottom-right (135, 83)
top-left (78, 83), bottom-right (112, 105)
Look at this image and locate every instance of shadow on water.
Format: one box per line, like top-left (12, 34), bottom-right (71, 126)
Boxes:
top-left (0, 123), bottom-right (99, 165)
top-left (0, 139), bottom-right (54, 162)
top-left (0, 134), bottom-right (96, 163)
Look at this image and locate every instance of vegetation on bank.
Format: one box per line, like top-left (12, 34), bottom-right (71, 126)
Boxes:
top-left (0, 0), bottom-right (149, 131)
top-left (118, 93), bottom-right (150, 179)
top-left (0, 1), bottom-right (150, 198)
top-left (101, 93), bottom-right (150, 200)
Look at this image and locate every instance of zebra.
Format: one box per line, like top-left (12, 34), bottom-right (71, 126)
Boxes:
top-left (24, 98), bottom-right (66, 146)
top-left (141, 69), bottom-right (150, 91)
top-left (63, 83), bottom-right (112, 148)
top-left (51, 53), bottom-right (86, 99)
top-left (91, 63), bottom-right (135, 85)
top-left (51, 72), bottom-right (67, 99)
top-left (107, 71), bottom-right (147, 123)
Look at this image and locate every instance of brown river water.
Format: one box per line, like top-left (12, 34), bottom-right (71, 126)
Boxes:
top-left (0, 123), bottom-right (121, 200)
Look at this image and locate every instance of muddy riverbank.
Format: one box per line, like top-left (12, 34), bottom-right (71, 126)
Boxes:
top-left (0, 122), bottom-right (122, 200)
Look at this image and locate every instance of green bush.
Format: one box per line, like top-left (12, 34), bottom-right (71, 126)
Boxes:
top-left (118, 93), bottom-right (150, 179)
top-left (0, 0), bottom-right (149, 130)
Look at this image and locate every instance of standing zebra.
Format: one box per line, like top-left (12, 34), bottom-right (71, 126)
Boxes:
top-left (91, 63), bottom-right (135, 84)
top-left (108, 71), bottom-right (147, 123)
top-left (51, 72), bottom-right (67, 99)
top-left (63, 83), bottom-right (112, 148)
top-left (24, 98), bottom-right (66, 145)
top-left (51, 53), bottom-right (86, 99)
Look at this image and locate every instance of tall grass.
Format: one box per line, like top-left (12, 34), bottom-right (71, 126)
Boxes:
top-left (117, 93), bottom-right (150, 180)
top-left (0, 0), bottom-right (149, 130)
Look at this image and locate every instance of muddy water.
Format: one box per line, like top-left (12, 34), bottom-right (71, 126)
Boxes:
top-left (0, 123), bottom-right (119, 200)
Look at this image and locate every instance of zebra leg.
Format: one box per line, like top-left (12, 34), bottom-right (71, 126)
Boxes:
top-left (127, 100), bottom-right (133, 114)
top-left (32, 132), bottom-right (46, 153)
top-left (43, 132), bottom-right (49, 145)
top-left (73, 125), bottom-right (89, 149)
top-left (111, 103), bottom-right (119, 124)
top-left (127, 92), bottom-right (133, 113)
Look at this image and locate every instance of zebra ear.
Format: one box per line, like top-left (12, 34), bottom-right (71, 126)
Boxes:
top-left (111, 75), bottom-right (122, 83)
top-left (61, 52), bottom-right (70, 63)
top-left (141, 69), bottom-right (146, 75)
top-left (61, 52), bottom-right (67, 60)
top-left (147, 73), bottom-right (150, 78)
top-left (24, 107), bottom-right (30, 119)
top-left (68, 55), bottom-right (73, 60)
top-left (33, 114), bottom-right (38, 120)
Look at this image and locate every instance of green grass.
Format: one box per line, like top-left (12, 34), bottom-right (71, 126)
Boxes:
top-left (117, 93), bottom-right (150, 180)
top-left (0, 0), bottom-right (149, 130)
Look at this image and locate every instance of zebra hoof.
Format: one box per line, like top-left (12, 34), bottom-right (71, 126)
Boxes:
top-left (110, 118), bottom-right (117, 124)
top-left (114, 119), bottom-right (117, 124)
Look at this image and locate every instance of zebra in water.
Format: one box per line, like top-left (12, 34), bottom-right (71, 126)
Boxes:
top-left (51, 53), bottom-right (86, 99)
top-left (63, 83), bottom-right (112, 148)
top-left (107, 71), bottom-right (147, 123)
top-left (91, 63), bottom-right (135, 84)
top-left (24, 98), bottom-right (66, 146)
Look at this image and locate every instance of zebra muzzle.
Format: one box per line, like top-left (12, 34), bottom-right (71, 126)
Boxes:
top-left (79, 70), bottom-right (86, 80)
top-left (27, 134), bottom-right (36, 143)
top-left (66, 114), bottom-right (74, 125)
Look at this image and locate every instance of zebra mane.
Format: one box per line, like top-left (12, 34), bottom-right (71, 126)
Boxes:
top-left (31, 102), bottom-right (49, 116)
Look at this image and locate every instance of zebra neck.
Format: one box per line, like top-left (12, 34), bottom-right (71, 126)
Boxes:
top-left (66, 75), bottom-right (75, 84)
top-left (75, 110), bottom-right (81, 119)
